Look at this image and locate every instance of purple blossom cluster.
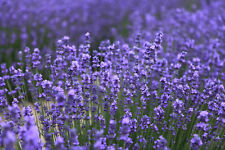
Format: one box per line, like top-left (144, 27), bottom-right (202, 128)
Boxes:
top-left (127, 0), bottom-right (225, 65)
top-left (0, 0), bottom-right (225, 150)
top-left (2, 0), bottom-right (221, 64)
top-left (0, 30), bottom-right (224, 149)
top-left (0, 0), bottom-right (128, 63)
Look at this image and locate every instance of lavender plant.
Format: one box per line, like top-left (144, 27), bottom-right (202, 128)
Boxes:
top-left (0, 0), bottom-right (225, 150)
top-left (0, 30), bottom-right (224, 149)
top-left (0, 0), bottom-right (212, 64)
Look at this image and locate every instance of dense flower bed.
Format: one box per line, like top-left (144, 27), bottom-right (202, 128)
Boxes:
top-left (1, 0), bottom-right (215, 64)
top-left (0, 32), bottom-right (224, 149)
top-left (0, 0), bottom-right (225, 150)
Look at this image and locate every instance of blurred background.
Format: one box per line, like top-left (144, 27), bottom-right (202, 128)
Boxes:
top-left (1, 0), bottom-right (222, 66)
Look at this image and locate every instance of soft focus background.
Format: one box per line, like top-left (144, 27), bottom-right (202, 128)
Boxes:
top-left (1, 0), bottom-right (224, 65)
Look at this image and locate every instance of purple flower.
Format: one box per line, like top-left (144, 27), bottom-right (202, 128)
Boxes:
top-left (2, 130), bottom-right (16, 150)
top-left (191, 134), bottom-right (203, 150)
top-left (41, 80), bottom-right (52, 89)
top-left (107, 120), bottom-right (116, 140)
top-left (32, 48), bottom-right (42, 69)
top-left (197, 111), bottom-right (209, 122)
top-left (173, 99), bottom-right (184, 114)
top-left (56, 91), bottom-right (66, 107)
top-left (19, 116), bottom-right (42, 150)
top-left (196, 122), bottom-right (209, 131)
top-left (139, 115), bottom-right (151, 130)
top-left (23, 106), bottom-right (33, 116)
top-left (55, 136), bottom-right (66, 150)
top-left (154, 105), bottom-right (164, 121)
top-left (110, 100), bottom-right (118, 116)
top-left (153, 135), bottom-right (169, 150)
top-left (94, 137), bottom-right (107, 150)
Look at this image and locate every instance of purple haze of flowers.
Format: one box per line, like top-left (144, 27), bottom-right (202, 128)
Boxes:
top-left (1, 1), bottom-right (225, 148)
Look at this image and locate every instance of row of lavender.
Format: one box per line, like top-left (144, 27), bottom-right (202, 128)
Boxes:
top-left (0, 0), bottom-right (216, 64)
top-left (0, 31), bottom-right (225, 149)
top-left (127, 0), bottom-right (225, 65)
top-left (0, 0), bottom-right (225, 150)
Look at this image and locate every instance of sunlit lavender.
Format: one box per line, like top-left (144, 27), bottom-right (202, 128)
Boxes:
top-left (0, 0), bottom-right (225, 150)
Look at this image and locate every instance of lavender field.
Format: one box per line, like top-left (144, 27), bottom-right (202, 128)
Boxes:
top-left (0, 0), bottom-right (225, 149)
